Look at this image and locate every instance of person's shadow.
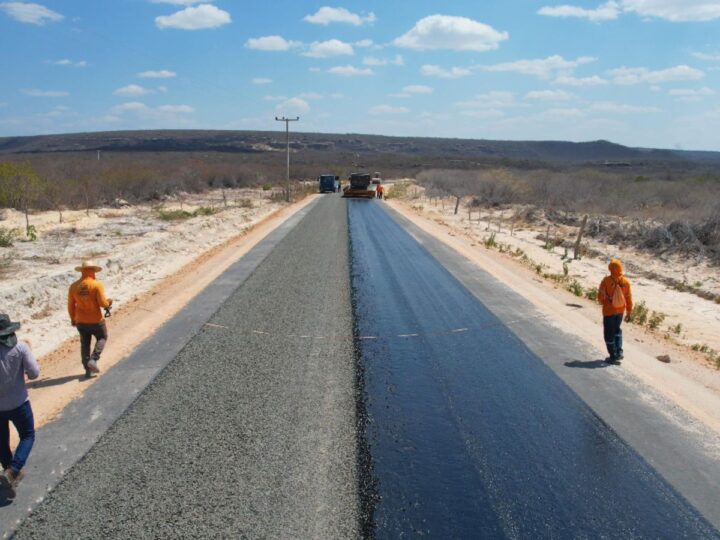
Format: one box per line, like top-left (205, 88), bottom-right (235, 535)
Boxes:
top-left (564, 359), bottom-right (611, 369)
top-left (27, 374), bottom-right (88, 389)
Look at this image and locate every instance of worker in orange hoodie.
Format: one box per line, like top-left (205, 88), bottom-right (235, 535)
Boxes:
top-left (598, 259), bottom-right (633, 364)
top-left (68, 260), bottom-right (112, 378)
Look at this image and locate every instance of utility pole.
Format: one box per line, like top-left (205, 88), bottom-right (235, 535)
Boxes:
top-left (275, 116), bottom-right (299, 202)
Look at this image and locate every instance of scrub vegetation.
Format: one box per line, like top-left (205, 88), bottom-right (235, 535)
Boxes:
top-left (418, 168), bottom-right (720, 263)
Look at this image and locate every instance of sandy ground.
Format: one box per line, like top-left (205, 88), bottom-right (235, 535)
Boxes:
top-left (1, 189), bottom-right (317, 433)
top-left (387, 193), bottom-right (720, 435)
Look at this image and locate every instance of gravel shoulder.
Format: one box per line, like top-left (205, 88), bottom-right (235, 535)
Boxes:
top-left (12, 194), bottom-right (358, 538)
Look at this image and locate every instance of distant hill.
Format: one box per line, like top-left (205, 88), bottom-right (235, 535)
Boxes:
top-left (0, 129), bottom-right (718, 166)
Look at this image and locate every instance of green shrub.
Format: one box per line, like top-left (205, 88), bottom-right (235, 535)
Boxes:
top-left (483, 232), bottom-right (497, 249)
top-left (585, 289), bottom-right (598, 301)
top-left (628, 300), bottom-right (649, 326)
top-left (194, 206), bottom-right (218, 216)
top-left (648, 311), bottom-right (666, 331)
top-left (0, 227), bottom-right (19, 247)
top-left (262, 183), bottom-right (273, 191)
top-left (386, 182), bottom-right (410, 199)
top-left (158, 208), bottom-right (194, 220)
top-left (568, 280), bottom-right (584, 297)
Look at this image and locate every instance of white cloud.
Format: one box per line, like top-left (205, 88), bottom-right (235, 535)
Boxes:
top-left (327, 65), bottom-right (374, 76)
top-left (112, 102), bottom-right (148, 113)
top-left (539, 1), bottom-right (720, 23)
top-left (303, 7), bottom-right (376, 26)
top-left (394, 15), bottom-right (508, 52)
top-left (138, 70), bottom-right (177, 78)
top-left (303, 39), bottom-right (354, 58)
top-left (668, 87), bottom-right (715, 96)
top-left (608, 65), bottom-right (704, 85)
top-left (22, 88), bottom-right (69, 97)
top-left (355, 39), bottom-right (374, 48)
top-left (53, 58), bottom-right (86, 67)
top-left (621, 0), bottom-right (720, 22)
top-left (298, 92), bottom-right (323, 100)
top-left (263, 95), bottom-right (287, 101)
top-left (403, 85), bottom-right (433, 94)
top-left (554, 74), bottom-right (609, 86)
top-left (276, 97), bottom-right (310, 115)
top-left (589, 101), bottom-right (661, 113)
top-left (370, 105), bottom-right (409, 115)
top-left (252, 77), bottom-right (272, 85)
top-left (0, 2), bottom-right (63, 25)
top-left (692, 52), bottom-right (720, 61)
top-left (362, 55), bottom-right (403, 66)
top-left (246, 35), bottom-right (301, 51)
top-left (420, 64), bottom-right (471, 78)
top-left (155, 4), bottom-right (230, 30)
top-left (525, 89), bottom-right (575, 100)
top-left (114, 84), bottom-right (152, 96)
top-left (668, 87), bottom-right (715, 101)
top-left (480, 55), bottom-right (596, 79)
top-left (538, 1), bottom-right (621, 21)
top-left (151, 0), bottom-right (206, 4)
top-left (457, 91), bottom-right (519, 109)
top-left (157, 104), bottom-right (194, 113)
top-left (461, 109), bottom-right (505, 119)
top-left (537, 107), bottom-right (585, 119)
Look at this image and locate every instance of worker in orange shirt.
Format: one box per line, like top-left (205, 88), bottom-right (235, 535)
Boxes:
top-left (68, 260), bottom-right (112, 378)
top-left (376, 183), bottom-right (384, 200)
top-left (598, 259), bottom-right (633, 365)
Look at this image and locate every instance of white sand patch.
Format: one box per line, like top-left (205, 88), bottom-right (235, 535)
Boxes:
top-left (0, 188), bottom-right (282, 358)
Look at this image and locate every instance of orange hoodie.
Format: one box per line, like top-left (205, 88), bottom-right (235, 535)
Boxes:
top-left (68, 270), bottom-right (111, 324)
top-left (598, 259), bottom-right (633, 317)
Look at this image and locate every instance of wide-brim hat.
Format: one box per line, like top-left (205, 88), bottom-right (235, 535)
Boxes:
top-left (75, 260), bottom-right (102, 273)
top-left (0, 313), bottom-right (21, 336)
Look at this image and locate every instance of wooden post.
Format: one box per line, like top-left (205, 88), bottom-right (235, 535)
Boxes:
top-left (454, 196), bottom-right (461, 215)
top-left (545, 224), bottom-right (551, 248)
top-left (574, 215), bottom-right (588, 260)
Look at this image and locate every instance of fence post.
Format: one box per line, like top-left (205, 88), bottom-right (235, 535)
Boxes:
top-left (574, 215), bottom-right (588, 260)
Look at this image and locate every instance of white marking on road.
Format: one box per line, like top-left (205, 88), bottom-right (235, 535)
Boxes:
top-left (206, 323), bottom-right (229, 329)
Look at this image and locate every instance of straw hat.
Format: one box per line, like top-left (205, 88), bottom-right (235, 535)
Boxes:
top-left (75, 260), bottom-right (102, 272)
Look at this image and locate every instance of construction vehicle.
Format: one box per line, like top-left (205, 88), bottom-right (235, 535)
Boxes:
top-left (342, 172), bottom-right (376, 199)
top-left (318, 174), bottom-right (340, 193)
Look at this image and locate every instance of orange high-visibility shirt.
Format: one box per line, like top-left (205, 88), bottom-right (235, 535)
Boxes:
top-left (68, 276), bottom-right (110, 324)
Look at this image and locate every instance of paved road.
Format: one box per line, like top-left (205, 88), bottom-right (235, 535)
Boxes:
top-left (348, 199), bottom-right (719, 539)
top-left (13, 194), bottom-right (358, 538)
top-left (7, 195), bottom-right (720, 539)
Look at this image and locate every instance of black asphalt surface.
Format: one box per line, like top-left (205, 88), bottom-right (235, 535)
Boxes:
top-left (13, 194), bottom-right (358, 538)
top-left (348, 199), bottom-right (719, 539)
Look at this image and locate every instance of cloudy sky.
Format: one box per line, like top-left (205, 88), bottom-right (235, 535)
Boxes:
top-left (1, 1), bottom-right (720, 150)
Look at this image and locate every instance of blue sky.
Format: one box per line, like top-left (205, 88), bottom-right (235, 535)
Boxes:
top-left (1, 1), bottom-right (720, 150)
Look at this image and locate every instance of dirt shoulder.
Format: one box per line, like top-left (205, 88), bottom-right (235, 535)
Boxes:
top-left (387, 197), bottom-right (720, 435)
top-left (3, 191), bottom-right (317, 431)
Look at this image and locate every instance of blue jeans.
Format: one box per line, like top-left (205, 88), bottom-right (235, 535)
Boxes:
top-left (0, 400), bottom-right (35, 474)
top-left (603, 314), bottom-right (624, 359)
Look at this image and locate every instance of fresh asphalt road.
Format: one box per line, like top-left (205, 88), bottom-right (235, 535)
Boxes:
top-left (8, 195), bottom-right (720, 538)
top-left (348, 199), bottom-right (719, 539)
